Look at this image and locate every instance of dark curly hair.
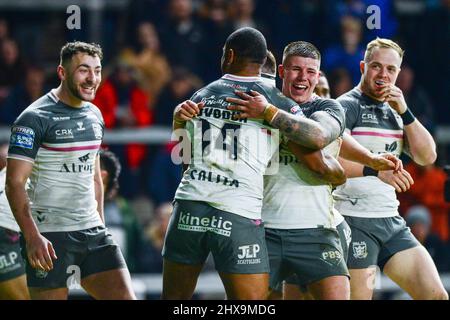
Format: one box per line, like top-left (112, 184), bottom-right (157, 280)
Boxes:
top-left (99, 149), bottom-right (121, 200)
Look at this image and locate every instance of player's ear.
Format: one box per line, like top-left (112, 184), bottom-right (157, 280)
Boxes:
top-left (359, 60), bottom-right (365, 75)
top-left (278, 64), bottom-right (285, 79)
top-left (57, 65), bottom-right (66, 81)
top-left (226, 48), bottom-right (235, 65)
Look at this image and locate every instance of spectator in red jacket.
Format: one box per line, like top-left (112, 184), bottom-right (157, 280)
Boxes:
top-left (399, 162), bottom-right (450, 242)
top-left (94, 60), bottom-right (153, 197)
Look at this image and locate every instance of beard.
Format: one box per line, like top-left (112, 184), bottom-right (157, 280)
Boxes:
top-left (66, 77), bottom-right (97, 102)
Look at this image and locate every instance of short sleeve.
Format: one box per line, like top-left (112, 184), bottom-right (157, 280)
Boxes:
top-left (337, 97), bottom-right (359, 130)
top-left (312, 99), bottom-right (346, 135)
top-left (8, 111), bottom-right (46, 163)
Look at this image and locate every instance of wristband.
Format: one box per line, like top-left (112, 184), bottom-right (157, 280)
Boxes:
top-left (173, 118), bottom-right (185, 125)
top-left (263, 104), bottom-right (279, 124)
top-left (363, 166), bottom-right (378, 177)
top-left (399, 108), bottom-right (415, 126)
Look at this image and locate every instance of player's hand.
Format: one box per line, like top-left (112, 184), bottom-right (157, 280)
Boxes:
top-left (26, 233), bottom-right (57, 272)
top-left (226, 90), bottom-right (267, 119)
top-left (173, 100), bottom-right (205, 123)
top-left (379, 84), bottom-right (407, 114)
top-left (378, 169), bottom-right (414, 192)
top-left (368, 153), bottom-right (403, 172)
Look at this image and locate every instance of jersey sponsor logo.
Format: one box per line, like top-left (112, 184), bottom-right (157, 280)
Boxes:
top-left (219, 82), bottom-right (247, 90)
top-left (385, 141), bottom-right (398, 152)
top-left (189, 170), bottom-right (239, 188)
top-left (92, 123), bottom-right (103, 139)
top-left (198, 106), bottom-right (247, 124)
top-left (55, 128), bottom-right (74, 139)
top-left (177, 211), bottom-right (232, 237)
top-left (77, 122), bottom-right (85, 131)
top-left (321, 249), bottom-right (343, 265)
top-left (36, 210), bottom-right (47, 223)
top-left (52, 116), bottom-right (70, 121)
top-left (352, 241), bottom-right (368, 259)
top-left (279, 154), bottom-right (298, 166)
top-left (0, 251), bottom-right (20, 271)
top-left (10, 126), bottom-right (35, 149)
top-left (59, 153), bottom-right (94, 173)
top-left (361, 113), bottom-right (379, 124)
top-left (78, 153), bottom-right (90, 163)
top-left (290, 105), bottom-right (303, 116)
top-left (237, 244), bottom-right (261, 265)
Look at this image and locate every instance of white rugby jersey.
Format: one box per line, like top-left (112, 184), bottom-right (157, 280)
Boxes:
top-left (175, 74), bottom-right (300, 220)
top-left (0, 168), bottom-right (20, 232)
top-left (262, 96), bottom-right (346, 229)
top-left (333, 87), bottom-right (404, 218)
top-left (7, 90), bottom-right (104, 232)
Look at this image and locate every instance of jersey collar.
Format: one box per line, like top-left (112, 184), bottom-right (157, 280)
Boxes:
top-left (222, 74), bottom-right (261, 82)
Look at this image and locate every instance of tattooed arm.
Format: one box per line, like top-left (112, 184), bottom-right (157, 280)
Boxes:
top-left (227, 90), bottom-right (341, 150)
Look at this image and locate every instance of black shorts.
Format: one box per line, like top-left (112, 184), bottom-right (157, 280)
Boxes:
top-left (0, 226), bottom-right (26, 282)
top-left (163, 200), bottom-right (270, 274)
top-left (345, 215), bottom-right (419, 270)
top-left (21, 226), bottom-right (127, 288)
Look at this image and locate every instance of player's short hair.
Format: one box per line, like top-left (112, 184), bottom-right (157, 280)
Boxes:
top-left (364, 37), bottom-right (404, 62)
top-left (282, 41), bottom-right (321, 64)
top-left (262, 50), bottom-right (277, 76)
top-left (225, 27), bottom-right (267, 64)
top-left (99, 149), bottom-right (121, 200)
top-left (60, 41), bottom-right (103, 67)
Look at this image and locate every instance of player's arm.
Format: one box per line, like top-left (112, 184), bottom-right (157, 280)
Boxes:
top-left (226, 90), bottom-right (339, 150)
top-left (340, 132), bottom-right (402, 172)
top-left (172, 100), bottom-right (204, 172)
top-left (338, 132), bottom-right (413, 191)
top-left (5, 158), bottom-right (57, 271)
top-left (287, 141), bottom-right (346, 186)
top-left (380, 84), bottom-right (436, 165)
top-left (94, 154), bottom-right (104, 223)
top-left (172, 100), bottom-right (205, 131)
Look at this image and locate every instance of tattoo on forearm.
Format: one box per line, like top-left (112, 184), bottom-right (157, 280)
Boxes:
top-left (271, 110), bottom-right (327, 149)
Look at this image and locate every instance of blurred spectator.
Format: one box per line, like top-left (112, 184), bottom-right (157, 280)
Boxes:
top-left (315, 71), bottom-right (331, 98)
top-left (396, 64), bottom-right (435, 132)
top-left (322, 15), bottom-right (365, 86)
top-left (0, 39), bottom-right (28, 102)
top-left (0, 66), bottom-right (46, 125)
top-left (159, 0), bottom-right (206, 78)
top-left (0, 18), bottom-right (10, 42)
top-left (417, 0), bottom-right (450, 123)
top-left (405, 205), bottom-right (450, 271)
top-left (328, 67), bottom-right (353, 98)
top-left (198, 0), bottom-right (234, 82)
top-left (147, 142), bottom-right (183, 206)
top-left (100, 149), bottom-right (150, 273)
top-left (398, 162), bottom-right (450, 242)
top-left (143, 202), bottom-right (173, 273)
top-left (93, 59), bottom-right (153, 197)
top-left (120, 22), bottom-right (171, 101)
top-left (155, 67), bottom-right (202, 126)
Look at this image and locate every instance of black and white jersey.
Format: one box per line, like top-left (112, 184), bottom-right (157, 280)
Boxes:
top-left (7, 90), bottom-right (104, 232)
top-left (333, 87), bottom-right (404, 218)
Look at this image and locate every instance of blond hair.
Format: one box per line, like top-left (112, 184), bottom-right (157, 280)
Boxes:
top-left (364, 38), bottom-right (404, 62)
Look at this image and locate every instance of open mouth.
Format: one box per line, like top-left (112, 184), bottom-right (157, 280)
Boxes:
top-left (293, 84), bottom-right (308, 93)
top-left (81, 85), bottom-right (95, 94)
top-left (374, 80), bottom-right (386, 89)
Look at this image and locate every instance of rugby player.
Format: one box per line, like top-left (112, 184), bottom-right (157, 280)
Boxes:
top-left (5, 42), bottom-right (135, 300)
top-left (333, 38), bottom-right (448, 300)
top-left (0, 144), bottom-right (29, 299)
